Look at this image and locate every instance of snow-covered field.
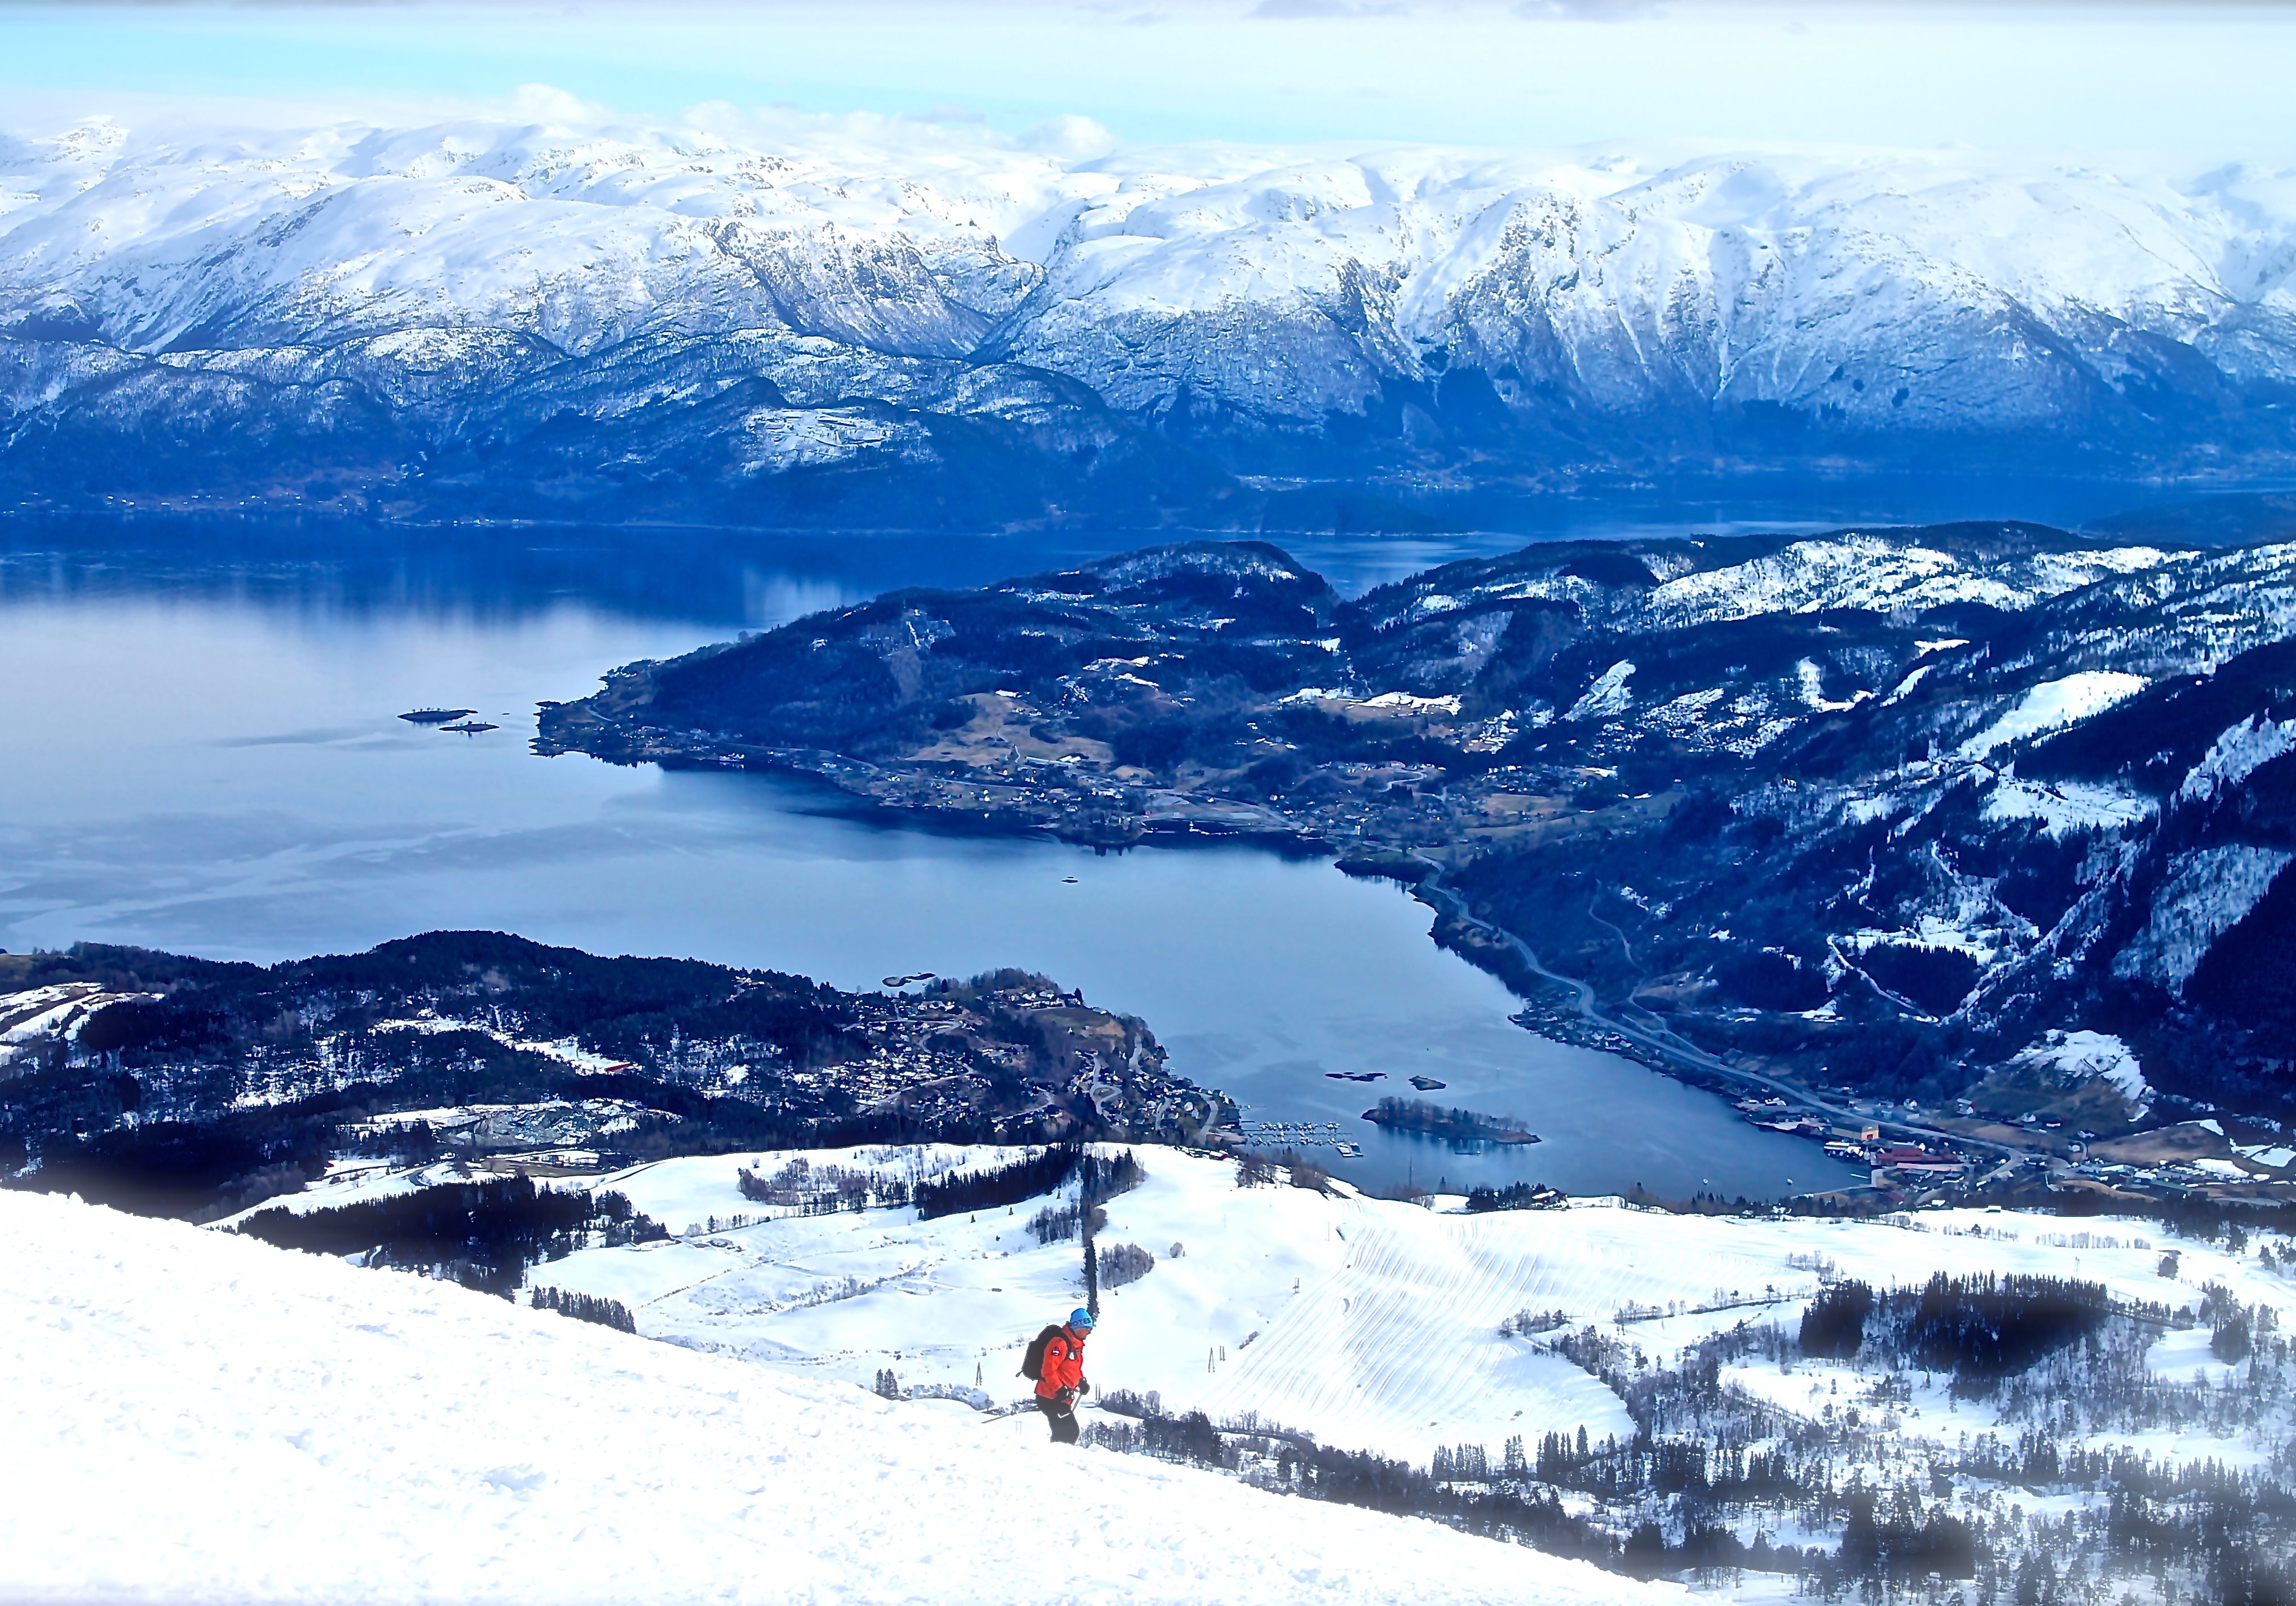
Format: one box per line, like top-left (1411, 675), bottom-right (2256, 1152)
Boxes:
top-left (524, 1146), bottom-right (2292, 1467)
top-left (0, 1186), bottom-right (1680, 1606)
top-left (1956, 671), bottom-right (2152, 760)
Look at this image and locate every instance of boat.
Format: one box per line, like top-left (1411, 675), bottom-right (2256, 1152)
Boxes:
top-left (1062, 876), bottom-right (1079, 884)
top-left (399, 708), bottom-right (476, 724)
top-left (1409, 1075), bottom-right (1447, 1091)
top-left (440, 720), bottom-right (498, 734)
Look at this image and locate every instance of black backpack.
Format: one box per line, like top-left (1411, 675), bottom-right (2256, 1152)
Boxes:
top-left (1018, 1323), bottom-right (1064, 1382)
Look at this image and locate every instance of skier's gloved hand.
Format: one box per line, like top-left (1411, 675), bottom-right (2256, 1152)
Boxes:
top-left (1077, 1378), bottom-right (1090, 1396)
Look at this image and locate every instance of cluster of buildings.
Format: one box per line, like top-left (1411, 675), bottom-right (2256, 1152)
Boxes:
top-left (1733, 1096), bottom-right (1977, 1192)
top-left (806, 980), bottom-right (1225, 1146)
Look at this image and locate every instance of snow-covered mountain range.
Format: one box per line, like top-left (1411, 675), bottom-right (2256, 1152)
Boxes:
top-left (6, 106), bottom-right (2296, 522)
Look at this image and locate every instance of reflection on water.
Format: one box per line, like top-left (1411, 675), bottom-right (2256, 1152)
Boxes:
top-left (0, 463), bottom-right (2162, 623)
top-left (0, 514), bottom-right (1539, 627)
top-left (0, 513), bottom-right (1981, 1198)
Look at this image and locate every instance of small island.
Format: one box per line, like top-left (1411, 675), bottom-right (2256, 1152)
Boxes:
top-left (1362, 1096), bottom-right (1539, 1146)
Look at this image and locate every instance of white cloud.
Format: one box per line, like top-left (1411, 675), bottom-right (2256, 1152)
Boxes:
top-left (1249, 0), bottom-right (1409, 16)
top-left (1512, 0), bottom-right (1660, 18)
top-left (504, 83), bottom-right (613, 127)
top-left (1015, 113), bottom-right (1120, 160)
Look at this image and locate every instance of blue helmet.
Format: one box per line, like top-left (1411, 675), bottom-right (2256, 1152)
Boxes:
top-left (1069, 1307), bottom-right (1096, 1330)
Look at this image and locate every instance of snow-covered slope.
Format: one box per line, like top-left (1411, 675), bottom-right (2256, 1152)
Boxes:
top-left (6, 106), bottom-right (2296, 515)
top-left (519, 1146), bottom-right (2290, 1467)
top-left (1361, 524), bottom-right (2192, 644)
top-left (0, 1185), bottom-right (1676, 1606)
top-left (541, 1145), bottom-right (1636, 1463)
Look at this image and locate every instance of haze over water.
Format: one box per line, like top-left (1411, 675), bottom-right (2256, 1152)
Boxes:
top-left (7, 504), bottom-right (2137, 1199)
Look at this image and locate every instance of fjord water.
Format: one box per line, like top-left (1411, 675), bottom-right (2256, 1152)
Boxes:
top-left (0, 517), bottom-right (1887, 1199)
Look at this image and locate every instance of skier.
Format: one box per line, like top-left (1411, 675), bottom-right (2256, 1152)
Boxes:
top-left (1025, 1306), bottom-right (1094, 1444)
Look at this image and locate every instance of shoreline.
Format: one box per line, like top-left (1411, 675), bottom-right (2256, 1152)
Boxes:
top-left (534, 721), bottom-right (2273, 1210)
top-left (538, 723), bottom-right (1914, 1187)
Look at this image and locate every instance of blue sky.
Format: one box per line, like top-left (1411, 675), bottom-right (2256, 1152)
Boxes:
top-left (5, 1), bottom-right (2294, 156)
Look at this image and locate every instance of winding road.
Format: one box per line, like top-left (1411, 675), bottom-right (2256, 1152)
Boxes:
top-left (1409, 862), bottom-right (2030, 1173)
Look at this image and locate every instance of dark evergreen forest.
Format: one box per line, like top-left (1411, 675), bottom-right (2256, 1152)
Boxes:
top-left (237, 1176), bottom-right (667, 1296)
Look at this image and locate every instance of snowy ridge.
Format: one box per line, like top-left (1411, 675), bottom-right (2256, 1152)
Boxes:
top-left (1639, 539), bottom-right (2188, 632)
top-left (532, 1146), bottom-right (1661, 1462)
top-left (1358, 528), bottom-right (2189, 641)
top-left (2178, 714), bottom-right (2296, 802)
top-left (2112, 845), bottom-right (2296, 991)
top-left (0, 1186), bottom-right (1675, 1605)
top-left (2028, 540), bottom-right (2296, 682)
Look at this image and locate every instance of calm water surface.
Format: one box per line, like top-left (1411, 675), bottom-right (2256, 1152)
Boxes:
top-left (0, 515), bottom-right (1958, 1197)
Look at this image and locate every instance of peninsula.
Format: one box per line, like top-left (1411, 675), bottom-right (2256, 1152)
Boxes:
top-left (535, 529), bottom-right (2296, 1209)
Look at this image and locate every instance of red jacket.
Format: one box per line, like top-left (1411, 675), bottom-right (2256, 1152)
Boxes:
top-left (1035, 1326), bottom-right (1088, 1398)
